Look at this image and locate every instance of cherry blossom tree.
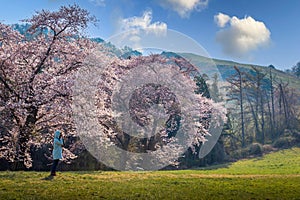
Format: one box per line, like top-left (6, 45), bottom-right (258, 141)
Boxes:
top-left (1, 5), bottom-right (226, 170)
top-left (73, 52), bottom-right (227, 170)
top-left (0, 5), bottom-right (96, 168)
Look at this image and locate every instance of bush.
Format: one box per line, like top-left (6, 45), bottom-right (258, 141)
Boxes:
top-left (230, 143), bottom-right (263, 160)
top-left (263, 144), bottom-right (276, 153)
top-left (179, 139), bottom-right (227, 168)
top-left (231, 148), bottom-right (249, 160)
top-left (292, 130), bottom-right (300, 142)
top-left (273, 136), bottom-right (298, 149)
top-left (249, 143), bottom-right (263, 156)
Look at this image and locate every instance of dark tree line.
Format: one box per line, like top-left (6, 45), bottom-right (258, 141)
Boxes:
top-left (225, 65), bottom-right (300, 149)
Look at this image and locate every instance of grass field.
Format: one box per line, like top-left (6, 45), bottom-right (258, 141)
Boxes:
top-left (0, 148), bottom-right (299, 200)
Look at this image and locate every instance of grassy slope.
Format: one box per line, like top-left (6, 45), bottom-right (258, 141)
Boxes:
top-left (0, 148), bottom-right (299, 200)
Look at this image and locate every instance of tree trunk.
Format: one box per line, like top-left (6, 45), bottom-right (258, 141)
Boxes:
top-left (267, 95), bottom-right (273, 140)
top-left (15, 106), bottom-right (38, 169)
top-left (260, 91), bottom-right (265, 144)
top-left (234, 66), bottom-right (245, 148)
top-left (269, 68), bottom-right (276, 138)
top-left (247, 94), bottom-right (259, 141)
top-left (278, 83), bottom-right (290, 130)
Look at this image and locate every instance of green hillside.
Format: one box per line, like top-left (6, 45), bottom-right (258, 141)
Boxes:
top-left (0, 148), bottom-right (299, 199)
top-left (179, 52), bottom-right (300, 94)
top-left (196, 147), bottom-right (300, 175)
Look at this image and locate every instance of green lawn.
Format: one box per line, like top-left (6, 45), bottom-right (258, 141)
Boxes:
top-left (1, 148), bottom-right (299, 200)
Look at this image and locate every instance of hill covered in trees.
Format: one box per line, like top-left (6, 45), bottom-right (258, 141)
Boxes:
top-left (176, 52), bottom-right (300, 164)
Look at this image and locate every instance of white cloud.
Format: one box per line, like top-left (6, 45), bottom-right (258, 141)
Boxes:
top-left (89, 0), bottom-right (105, 7)
top-left (214, 13), bottom-right (230, 28)
top-left (120, 10), bottom-right (167, 36)
top-left (215, 13), bottom-right (271, 57)
top-left (157, 0), bottom-right (209, 18)
top-left (117, 10), bottom-right (167, 52)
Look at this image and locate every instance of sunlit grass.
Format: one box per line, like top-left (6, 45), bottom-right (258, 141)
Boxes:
top-left (0, 148), bottom-right (299, 199)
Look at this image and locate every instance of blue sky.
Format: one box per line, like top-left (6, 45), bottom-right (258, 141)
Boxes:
top-left (1, 0), bottom-right (299, 70)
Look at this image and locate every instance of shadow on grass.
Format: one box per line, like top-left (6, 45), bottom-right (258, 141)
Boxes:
top-left (195, 163), bottom-right (231, 170)
top-left (42, 175), bottom-right (54, 181)
top-left (66, 171), bottom-right (104, 175)
top-left (0, 173), bottom-right (16, 179)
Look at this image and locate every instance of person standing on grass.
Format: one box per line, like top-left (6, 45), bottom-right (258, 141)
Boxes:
top-left (50, 130), bottom-right (64, 176)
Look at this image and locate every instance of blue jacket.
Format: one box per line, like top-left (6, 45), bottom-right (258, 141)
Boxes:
top-left (52, 130), bottom-right (63, 160)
